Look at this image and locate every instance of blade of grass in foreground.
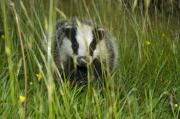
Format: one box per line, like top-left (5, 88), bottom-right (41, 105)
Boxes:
top-left (46, 0), bottom-right (57, 118)
top-left (1, 0), bottom-right (17, 105)
top-left (11, 2), bottom-right (28, 117)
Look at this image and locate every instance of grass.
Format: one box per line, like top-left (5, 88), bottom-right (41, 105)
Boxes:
top-left (0, 0), bottom-right (180, 118)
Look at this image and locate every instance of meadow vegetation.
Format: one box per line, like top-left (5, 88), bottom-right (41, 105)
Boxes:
top-left (0, 0), bottom-right (179, 118)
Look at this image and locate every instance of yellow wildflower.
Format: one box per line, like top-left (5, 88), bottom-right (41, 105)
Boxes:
top-left (30, 82), bottom-right (33, 85)
top-left (19, 95), bottom-right (26, 103)
top-left (174, 104), bottom-right (178, 108)
top-left (36, 73), bottom-right (43, 81)
top-left (145, 40), bottom-right (151, 46)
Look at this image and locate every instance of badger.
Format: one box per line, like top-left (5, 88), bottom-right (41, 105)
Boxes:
top-left (54, 19), bottom-right (118, 84)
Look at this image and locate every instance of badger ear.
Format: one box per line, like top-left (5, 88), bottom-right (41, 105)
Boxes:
top-left (93, 27), bottom-right (105, 40)
top-left (63, 26), bottom-right (73, 37)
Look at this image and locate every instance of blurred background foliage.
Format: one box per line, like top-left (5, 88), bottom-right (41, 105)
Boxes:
top-left (121, 0), bottom-right (180, 15)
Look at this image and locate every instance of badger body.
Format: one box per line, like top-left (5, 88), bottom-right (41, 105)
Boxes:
top-left (54, 19), bottom-right (118, 84)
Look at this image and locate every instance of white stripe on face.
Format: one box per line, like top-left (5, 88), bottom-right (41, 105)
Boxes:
top-left (60, 38), bottom-right (73, 62)
top-left (76, 24), bottom-right (93, 57)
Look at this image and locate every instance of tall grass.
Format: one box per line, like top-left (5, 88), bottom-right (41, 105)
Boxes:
top-left (0, 0), bottom-right (179, 118)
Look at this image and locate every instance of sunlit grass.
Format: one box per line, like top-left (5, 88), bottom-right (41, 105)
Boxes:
top-left (0, 0), bottom-right (179, 118)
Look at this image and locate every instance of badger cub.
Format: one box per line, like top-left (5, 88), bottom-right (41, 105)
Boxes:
top-left (54, 19), bottom-right (118, 84)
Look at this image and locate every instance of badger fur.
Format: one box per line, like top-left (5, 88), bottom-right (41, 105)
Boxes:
top-left (54, 19), bottom-right (118, 84)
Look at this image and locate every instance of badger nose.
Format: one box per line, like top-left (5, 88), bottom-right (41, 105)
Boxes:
top-left (77, 56), bottom-right (88, 67)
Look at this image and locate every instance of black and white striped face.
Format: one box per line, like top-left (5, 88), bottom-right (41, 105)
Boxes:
top-left (60, 22), bottom-right (105, 67)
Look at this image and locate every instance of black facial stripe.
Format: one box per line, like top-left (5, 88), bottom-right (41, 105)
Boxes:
top-left (89, 28), bottom-right (104, 56)
top-left (64, 27), bottom-right (79, 55)
top-left (70, 27), bottom-right (78, 54)
top-left (89, 38), bottom-right (97, 56)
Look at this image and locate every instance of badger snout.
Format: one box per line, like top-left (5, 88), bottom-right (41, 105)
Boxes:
top-left (77, 56), bottom-right (91, 67)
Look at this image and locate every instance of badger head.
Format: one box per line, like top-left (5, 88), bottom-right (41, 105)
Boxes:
top-left (58, 20), bottom-right (107, 67)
